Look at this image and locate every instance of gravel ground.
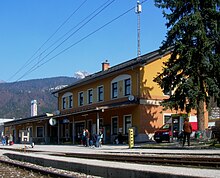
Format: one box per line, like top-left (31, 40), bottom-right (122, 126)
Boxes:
top-left (0, 155), bottom-right (102, 178)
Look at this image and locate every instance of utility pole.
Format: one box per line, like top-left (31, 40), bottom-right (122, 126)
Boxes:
top-left (135, 1), bottom-right (142, 58)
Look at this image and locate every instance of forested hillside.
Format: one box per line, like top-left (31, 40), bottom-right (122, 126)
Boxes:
top-left (0, 77), bottom-right (77, 118)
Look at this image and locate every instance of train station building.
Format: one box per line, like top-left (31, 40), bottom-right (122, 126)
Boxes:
top-left (3, 48), bottom-right (209, 145)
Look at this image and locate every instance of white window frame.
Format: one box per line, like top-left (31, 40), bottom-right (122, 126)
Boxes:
top-left (124, 78), bottom-right (131, 96)
top-left (111, 82), bottom-right (118, 99)
top-left (62, 97), bottom-right (66, 109)
top-left (111, 74), bottom-right (131, 99)
top-left (78, 91), bottom-right (84, 106)
top-left (26, 126), bottom-right (33, 137)
top-left (163, 113), bottom-right (172, 124)
top-left (68, 95), bottom-right (73, 108)
top-left (36, 126), bottom-right (44, 138)
top-left (62, 92), bottom-right (73, 109)
top-left (97, 85), bottom-right (104, 102)
top-left (87, 88), bottom-right (93, 104)
top-left (111, 116), bottom-right (118, 135)
top-left (123, 115), bottom-right (132, 135)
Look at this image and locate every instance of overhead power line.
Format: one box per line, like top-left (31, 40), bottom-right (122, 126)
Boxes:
top-left (14, 0), bottom-right (147, 82)
top-left (27, 0), bottom-right (113, 73)
top-left (7, 0), bottom-right (88, 82)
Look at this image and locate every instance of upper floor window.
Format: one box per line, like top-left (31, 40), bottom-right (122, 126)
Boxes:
top-left (62, 97), bottom-right (66, 109)
top-left (88, 89), bottom-right (93, 104)
top-left (111, 74), bottom-right (131, 99)
top-left (163, 88), bottom-right (171, 96)
top-left (112, 82), bottom-right (118, 98)
top-left (69, 95), bottom-right (73, 108)
top-left (79, 92), bottom-right (84, 106)
top-left (62, 92), bottom-right (73, 110)
top-left (98, 86), bottom-right (104, 102)
top-left (124, 78), bottom-right (131, 96)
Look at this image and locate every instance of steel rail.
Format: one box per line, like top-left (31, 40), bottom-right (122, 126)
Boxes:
top-left (53, 152), bottom-right (220, 168)
top-left (0, 159), bottom-right (74, 178)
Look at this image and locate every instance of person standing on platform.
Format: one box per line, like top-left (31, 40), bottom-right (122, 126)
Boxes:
top-left (85, 129), bottom-right (90, 147)
top-left (82, 129), bottom-right (86, 146)
top-left (182, 117), bottom-right (192, 147)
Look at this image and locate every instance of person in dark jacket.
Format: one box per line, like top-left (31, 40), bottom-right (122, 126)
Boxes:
top-left (182, 117), bottom-right (192, 147)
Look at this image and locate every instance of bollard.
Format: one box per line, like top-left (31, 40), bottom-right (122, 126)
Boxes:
top-left (129, 128), bottom-right (134, 149)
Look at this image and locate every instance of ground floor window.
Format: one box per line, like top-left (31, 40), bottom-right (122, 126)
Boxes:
top-left (37, 126), bottom-right (44, 137)
top-left (164, 114), bottom-right (171, 124)
top-left (111, 117), bottom-right (118, 135)
top-left (27, 127), bottom-right (32, 137)
top-left (124, 115), bottom-right (132, 135)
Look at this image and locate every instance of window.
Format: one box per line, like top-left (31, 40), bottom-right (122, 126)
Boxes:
top-left (98, 86), bottom-right (104, 102)
top-left (124, 78), bottom-right (131, 96)
top-left (62, 97), bottom-right (66, 109)
top-left (88, 89), bottom-right (93, 104)
top-left (164, 115), bottom-right (171, 124)
top-left (79, 92), bottom-right (84, 106)
top-left (163, 76), bottom-right (172, 96)
top-left (112, 117), bottom-right (118, 135)
top-left (37, 127), bottom-right (44, 137)
top-left (27, 127), bottom-right (32, 137)
top-left (62, 92), bottom-right (73, 110)
top-left (112, 82), bottom-right (118, 98)
top-left (69, 95), bottom-right (73, 108)
top-left (124, 115), bottom-right (132, 135)
top-left (163, 88), bottom-right (171, 96)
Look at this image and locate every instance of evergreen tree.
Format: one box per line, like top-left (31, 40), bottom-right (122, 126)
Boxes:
top-left (154, 0), bottom-right (220, 130)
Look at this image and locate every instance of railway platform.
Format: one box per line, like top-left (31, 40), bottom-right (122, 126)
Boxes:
top-left (0, 143), bottom-right (220, 178)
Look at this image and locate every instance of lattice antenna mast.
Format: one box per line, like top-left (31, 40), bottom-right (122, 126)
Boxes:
top-left (135, 1), bottom-right (142, 58)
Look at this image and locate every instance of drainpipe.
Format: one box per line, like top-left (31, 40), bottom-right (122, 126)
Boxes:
top-left (97, 112), bottom-right (100, 135)
top-left (72, 117), bottom-right (75, 144)
top-left (58, 121), bottom-right (60, 144)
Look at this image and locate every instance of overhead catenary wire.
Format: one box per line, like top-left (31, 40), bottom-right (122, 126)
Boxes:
top-left (7, 0), bottom-right (88, 82)
top-left (27, 0), bottom-right (113, 73)
top-left (12, 0), bottom-right (114, 83)
top-left (14, 0), bottom-right (148, 83)
top-left (14, 0), bottom-right (116, 82)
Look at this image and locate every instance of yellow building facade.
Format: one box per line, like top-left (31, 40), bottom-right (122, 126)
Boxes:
top-left (4, 49), bottom-right (208, 144)
top-left (52, 48), bottom-right (208, 144)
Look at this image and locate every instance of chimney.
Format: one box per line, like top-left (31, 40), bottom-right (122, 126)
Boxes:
top-left (102, 60), bottom-right (110, 71)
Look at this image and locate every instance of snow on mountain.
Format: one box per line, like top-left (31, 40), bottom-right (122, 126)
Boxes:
top-left (74, 71), bottom-right (90, 79)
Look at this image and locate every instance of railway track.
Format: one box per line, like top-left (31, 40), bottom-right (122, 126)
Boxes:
top-left (50, 152), bottom-right (220, 169)
top-left (0, 155), bottom-right (99, 178)
top-left (1, 147), bottom-right (220, 171)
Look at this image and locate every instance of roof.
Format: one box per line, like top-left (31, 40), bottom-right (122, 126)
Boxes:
top-left (52, 48), bottom-right (171, 94)
top-left (52, 99), bottom-right (138, 119)
top-left (3, 114), bottom-right (50, 126)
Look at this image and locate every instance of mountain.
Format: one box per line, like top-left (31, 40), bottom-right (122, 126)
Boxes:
top-left (74, 71), bottom-right (90, 79)
top-left (0, 77), bottom-right (77, 118)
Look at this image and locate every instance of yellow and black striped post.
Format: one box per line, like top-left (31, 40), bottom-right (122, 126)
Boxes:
top-left (129, 128), bottom-right (134, 149)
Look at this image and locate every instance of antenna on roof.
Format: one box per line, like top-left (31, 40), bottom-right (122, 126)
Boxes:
top-left (135, 1), bottom-right (142, 58)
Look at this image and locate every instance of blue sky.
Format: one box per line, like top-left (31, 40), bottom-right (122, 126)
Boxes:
top-left (0, 0), bottom-right (167, 83)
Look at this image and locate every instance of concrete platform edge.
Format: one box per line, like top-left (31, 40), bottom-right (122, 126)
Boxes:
top-left (5, 153), bottom-right (197, 178)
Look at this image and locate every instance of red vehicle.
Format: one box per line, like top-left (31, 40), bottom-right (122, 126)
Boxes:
top-left (154, 115), bottom-right (198, 143)
top-left (153, 123), bottom-right (179, 143)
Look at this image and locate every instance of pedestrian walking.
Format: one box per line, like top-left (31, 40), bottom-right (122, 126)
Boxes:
top-left (182, 117), bottom-right (192, 147)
